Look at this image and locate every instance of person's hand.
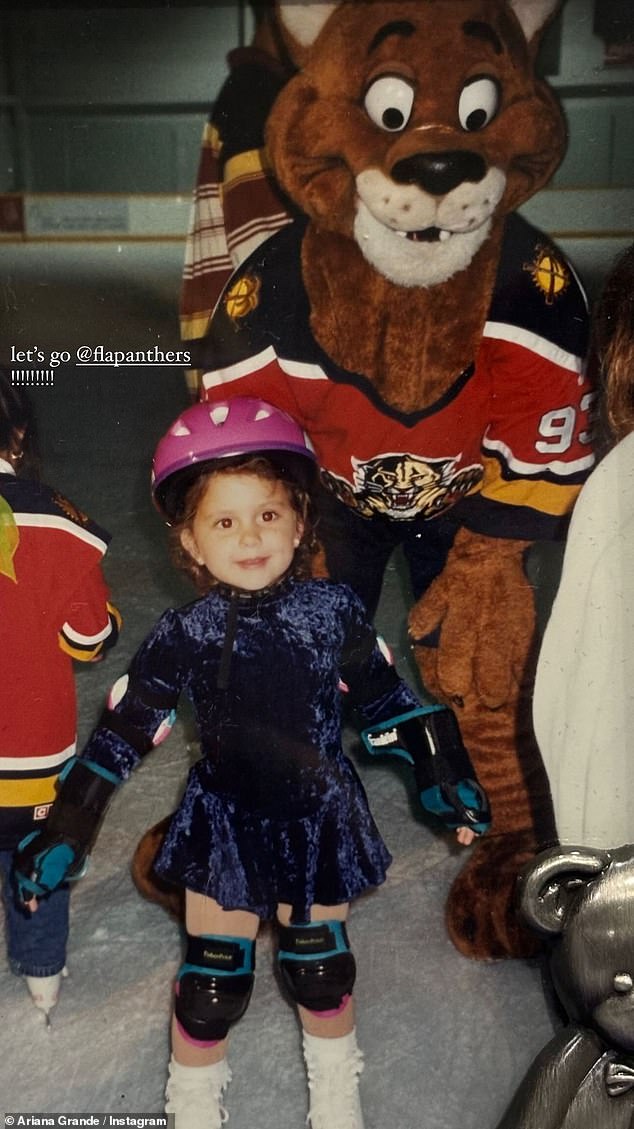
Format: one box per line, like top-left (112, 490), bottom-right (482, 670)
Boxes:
top-left (409, 529), bottom-right (534, 709)
top-left (362, 706), bottom-right (491, 835)
top-left (13, 831), bottom-right (87, 905)
top-left (13, 757), bottom-right (119, 906)
top-left (456, 827), bottom-right (477, 847)
top-left (418, 776), bottom-right (491, 836)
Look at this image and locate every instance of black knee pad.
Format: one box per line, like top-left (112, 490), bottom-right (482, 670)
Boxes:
top-left (175, 933), bottom-right (255, 1042)
top-left (277, 919), bottom-right (356, 1012)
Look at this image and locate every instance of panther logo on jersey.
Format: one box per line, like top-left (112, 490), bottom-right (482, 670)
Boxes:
top-left (324, 453), bottom-right (483, 521)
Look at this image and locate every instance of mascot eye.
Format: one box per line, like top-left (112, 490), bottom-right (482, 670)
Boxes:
top-left (364, 75), bottom-right (415, 132)
top-left (458, 76), bottom-right (500, 131)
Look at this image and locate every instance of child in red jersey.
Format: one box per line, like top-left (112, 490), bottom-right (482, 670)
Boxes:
top-left (0, 370), bottom-right (121, 1020)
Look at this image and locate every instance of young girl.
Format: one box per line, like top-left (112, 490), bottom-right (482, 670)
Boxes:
top-left (14, 398), bottom-right (488, 1129)
top-left (0, 369), bottom-right (120, 1021)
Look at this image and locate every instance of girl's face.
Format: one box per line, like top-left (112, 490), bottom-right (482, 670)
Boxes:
top-left (180, 471), bottom-right (304, 591)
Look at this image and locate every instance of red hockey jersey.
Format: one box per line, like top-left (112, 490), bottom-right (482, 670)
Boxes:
top-left (0, 471), bottom-right (120, 846)
top-left (198, 214), bottom-right (593, 541)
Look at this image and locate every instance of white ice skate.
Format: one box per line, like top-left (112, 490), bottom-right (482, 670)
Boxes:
top-left (165, 1056), bottom-right (231, 1129)
top-left (303, 1029), bottom-right (365, 1129)
top-left (25, 965), bottom-right (69, 1025)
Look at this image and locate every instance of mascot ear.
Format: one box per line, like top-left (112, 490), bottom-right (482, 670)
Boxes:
top-left (518, 846), bottom-right (610, 936)
top-left (508, 0), bottom-right (560, 45)
top-left (277, 2), bottom-right (339, 50)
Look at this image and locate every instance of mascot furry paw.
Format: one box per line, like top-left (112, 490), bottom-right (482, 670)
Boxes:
top-left (132, 815), bottom-right (183, 920)
top-left (133, 0), bottom-right (593, 960)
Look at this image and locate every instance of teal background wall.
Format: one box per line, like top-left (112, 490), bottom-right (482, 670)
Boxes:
top-left (0, 5), bottom-right (243, 194)
top-left (549, 0), bottom-right (633, 191)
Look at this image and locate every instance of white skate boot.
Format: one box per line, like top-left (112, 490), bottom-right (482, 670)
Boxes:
top-left (164, 1056), bottom-right (231, 1129)
top-left (303, 1029), bottom-right (365, 1129)
top-left (25, 965), bottom-right (69, 1024)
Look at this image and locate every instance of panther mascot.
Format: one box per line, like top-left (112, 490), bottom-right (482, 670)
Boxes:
top-left (134, 0), bottom-right (592, 961)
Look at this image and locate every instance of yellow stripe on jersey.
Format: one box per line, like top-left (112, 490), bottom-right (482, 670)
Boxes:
top-left (479, 455), bottom-right (583, 516)
top-left (58, 601), bottom-right (121, 662)
top-left (0, 775), bottom-right (58, 806)
top-left (57, 636), bottom-right (102, 661)
top-left (181, 312), bottom-right (212, 339)
top-left (107, 601), bottom-right (123, 633)
top-left (201, 122), bottom-right (220, 152)
top-left (224, 147), bottom-right (273, 185)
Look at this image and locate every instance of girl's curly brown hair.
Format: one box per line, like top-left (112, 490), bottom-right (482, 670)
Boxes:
top-left (169, 455), bottom-right (319, 594)
top-left (593, 243), bottom-right (634, 444)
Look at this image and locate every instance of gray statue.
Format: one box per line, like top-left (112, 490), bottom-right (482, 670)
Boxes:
top-left (496, 845), bottom-right (634, 1129)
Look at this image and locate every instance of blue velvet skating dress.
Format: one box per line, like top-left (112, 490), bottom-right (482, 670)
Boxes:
top-left (81, 577), bottom-right (421, 921)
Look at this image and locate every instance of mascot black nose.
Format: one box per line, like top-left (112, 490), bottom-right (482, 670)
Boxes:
top-left (391, 151), bottom-right (487, 196)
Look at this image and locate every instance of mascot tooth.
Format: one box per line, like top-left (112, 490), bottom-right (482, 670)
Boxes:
top-left (353, 197), bottom-right (497, 288)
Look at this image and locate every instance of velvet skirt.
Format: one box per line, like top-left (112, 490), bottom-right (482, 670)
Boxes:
top-left (154, 754), bottom-right (392, 922)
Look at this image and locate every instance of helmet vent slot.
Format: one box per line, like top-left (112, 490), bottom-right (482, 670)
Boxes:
top-left (210, 404), bottom-right (230, 426)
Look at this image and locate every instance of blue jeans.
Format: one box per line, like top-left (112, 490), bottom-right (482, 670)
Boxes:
top-left (0, 848), bottom-right (69, 976)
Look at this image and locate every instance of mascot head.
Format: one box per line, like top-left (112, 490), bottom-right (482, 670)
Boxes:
top-left (268, 0), bottom-right (565, 288)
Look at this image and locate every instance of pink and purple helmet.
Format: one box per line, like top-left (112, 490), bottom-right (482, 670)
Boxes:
top-left (152, 397), bottom-right (317, 520)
